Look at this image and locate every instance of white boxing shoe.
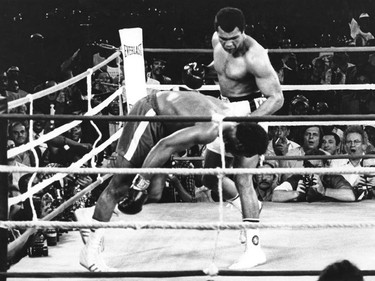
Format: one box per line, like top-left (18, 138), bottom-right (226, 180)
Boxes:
top-left (229, 246), bottom-right (266, 270)
top-left (74, 207), bottom-right (93, 244)
top-left (74, 208), bottom-right (104, 252)
top-left (79, 236), bottom-right (114, 272)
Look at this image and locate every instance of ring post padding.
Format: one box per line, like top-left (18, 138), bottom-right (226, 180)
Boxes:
top-left (119, 27), bottom-right (147, 112)
top-left (0, 96), bottom-right (8, 281)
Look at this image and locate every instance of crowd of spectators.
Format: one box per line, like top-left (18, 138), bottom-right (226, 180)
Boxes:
top-left (2, 0), bottom-right (375, 267)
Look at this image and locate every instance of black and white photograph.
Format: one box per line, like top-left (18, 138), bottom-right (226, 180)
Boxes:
top-left (1, 0), bottom-right (375, 280)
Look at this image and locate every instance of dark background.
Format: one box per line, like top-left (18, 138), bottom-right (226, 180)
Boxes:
top-left (1, 0), bottom-right (375, 89)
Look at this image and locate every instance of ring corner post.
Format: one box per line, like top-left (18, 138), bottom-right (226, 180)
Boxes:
top-left (0, 96), bottom-right (8, 281)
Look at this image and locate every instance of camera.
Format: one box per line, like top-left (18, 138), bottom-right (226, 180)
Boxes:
top-left (27, 233), bottom-right (48, 257)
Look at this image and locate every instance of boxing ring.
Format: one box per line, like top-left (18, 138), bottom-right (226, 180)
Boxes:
top-left (1, 37), bottom-right (375, 280)
top-left (3, 201), bottom-right (375, 281)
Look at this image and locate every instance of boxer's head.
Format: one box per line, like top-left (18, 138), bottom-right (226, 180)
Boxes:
top-left (224, 122), bottom-right (268, 157)
top-left (215, 8), bottom-right (247, 54)
top-left (214, 7), bottom-right (246, 33)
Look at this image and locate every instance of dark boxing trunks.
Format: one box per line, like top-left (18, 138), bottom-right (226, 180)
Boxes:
top-left (116, 93), bottom-right (165, 167)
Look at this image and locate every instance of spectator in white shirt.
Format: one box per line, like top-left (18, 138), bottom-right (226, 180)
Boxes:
top-left (331, 125), bottom-right (368, 187)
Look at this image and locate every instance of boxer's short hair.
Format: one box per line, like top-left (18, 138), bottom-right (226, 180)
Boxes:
top-left (214, 7), bottom-right (246, 32)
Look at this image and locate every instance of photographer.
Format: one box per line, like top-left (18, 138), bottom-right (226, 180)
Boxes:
top-left (272, 149), bottom-right (355, 202)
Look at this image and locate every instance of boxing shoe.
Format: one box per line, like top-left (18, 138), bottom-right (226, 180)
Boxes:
top-left (79, 230), bottom-right (115, 272)
top-left (74, 207), bottom-right (104, 252)
top-left (229, 245), bottom-right (267, 270)
top-left (117, 188), bottom-right (148, 215)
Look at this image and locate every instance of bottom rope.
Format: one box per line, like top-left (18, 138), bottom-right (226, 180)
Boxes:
top-left (3, 269), bottom-right (375, 278)
top-left (1, 221), bottom-right (375, 230)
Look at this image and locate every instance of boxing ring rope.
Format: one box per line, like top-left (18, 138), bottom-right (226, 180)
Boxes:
top-left (5, 113), bottom-right (375, 121)
top-left (4, 112), bottom-right (375, 127)
top-left (3, 44), bottom-right (375, 278)
top-left (2, 165), bottom-right (375, 177)
top-left (144, 45), bottom-right (375, 54)
top-left (2, 218), bottom-right (375, 231)
top-left (149, 83), bottom-right (375, 91)
top-left (2, 269), bottom-right (375, 278)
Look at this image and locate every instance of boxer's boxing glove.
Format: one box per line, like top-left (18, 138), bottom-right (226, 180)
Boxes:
top-left (182, 62), bottom-right (206, 89)
top-left (117, 174), bottom-right (150, 215)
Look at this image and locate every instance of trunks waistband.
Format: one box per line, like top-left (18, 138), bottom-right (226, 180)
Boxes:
top-left (225, 91), bottom-right (262, 102)
top-left (222, 91), bottom-right (263, 112)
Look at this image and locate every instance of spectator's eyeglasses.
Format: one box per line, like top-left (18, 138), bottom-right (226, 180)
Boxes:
top-left (345, 140), bottom-right (362, 146)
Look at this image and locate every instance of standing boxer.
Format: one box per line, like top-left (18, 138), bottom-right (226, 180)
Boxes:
top-left (200, 7), bottom-right (283, 269)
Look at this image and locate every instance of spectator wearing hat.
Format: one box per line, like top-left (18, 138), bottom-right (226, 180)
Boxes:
top-left (146, 57), bottom-right (172, 85)
top-left (253, 158), bottom-right (279, 202)
top-left (349, 13), bottom-right (374, 47)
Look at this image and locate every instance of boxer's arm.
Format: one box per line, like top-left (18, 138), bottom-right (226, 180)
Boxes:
top-left (206, 33), bottom-right (219, 75)
top-left (140, 124), bottom-right (217, 180)
top-left (247, 48), bottom-right (284, 116)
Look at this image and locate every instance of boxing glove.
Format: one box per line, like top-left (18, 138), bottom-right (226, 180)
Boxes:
top-left (117, 188), bottom-right (148, 215)
top-left (182, 62), bottom-right (206, 89)
top-left (117, 174), bottom-right (150, 215)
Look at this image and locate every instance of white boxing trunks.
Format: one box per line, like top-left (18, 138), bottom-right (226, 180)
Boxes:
top-left (206, 94), bottom-right (268, 157)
